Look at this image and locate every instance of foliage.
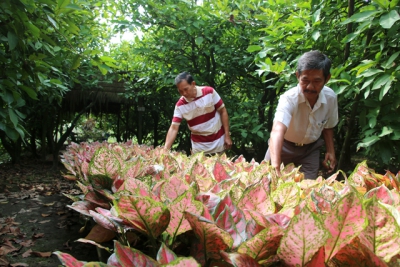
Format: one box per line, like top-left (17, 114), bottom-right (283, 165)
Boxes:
top-left (57, 142), bottom-right (400, 266)
top-left (251, 0), bottom-right (400, 168)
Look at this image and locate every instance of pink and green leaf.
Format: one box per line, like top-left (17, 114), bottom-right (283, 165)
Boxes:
top-left (89, 175), bottom-right (113, 190)
top-left (117, 177), bottom-right (150, 197)
top-left (89, 210), bottom-right (118, 232)
top-left (272, 181), bottom-right (300, 210)
top-left (195, 192), bottom-right (221, 216)
top-left (53, 251), bottom-right (84, 267)
top-left (166, 190), bottom-right (204, 239)
top-left (324, 192), bottom-right (367, 261)
top-left (238, 181), bottom-right (275, 216)
top-left (106, 253), bottom-right (122, 267)
top-left (305, 246), bottom-right (325, 267)
top-left (332, 238), bottom-right (388, 267)
top-left (84, 191), bottom-right (111, 209)
top-left (364, 184), bottom-right (394, 205)
top-left (121, 160), bottom-right (144, 180)
top-left (213, 194), bottom-right (246, 236)
top-left (89, 148), bottom-right (120, 179)
top-left (278, 207), bottom-right (329, 266)
top-left (81, 262), bottom-right (113, 266)
top-left (220, 251), bottom-right (262, 267)
top-left (213, 160), bottom-right (231, 182)
top-left (215, 205), bottom-right (243, 249)
top-left (114, 241), bottom-right (159, 267)
top-left (115, 195), bottom-right (170, 238)
top-left (359, 196), bottom-right (400, 262)
top-left (157, 242), bottom-right (177, 264)
top-left (184, 212), bottom-right (233, 260)
top-left (309, 189), bottom-right (332, 214)
top-left (163, 257), bottom-right (201, 267)
top-left (67, 200), bottom-right (99, 217)
top-left (160, 175), bottom-right (190, 202)
top-left (238, 225), bottom-right (283, 261)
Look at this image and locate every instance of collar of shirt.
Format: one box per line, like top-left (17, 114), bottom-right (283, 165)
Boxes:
top-left (297, 85), bottom-right (328, 110)
top-left (184, 86), bottom-right (203, 102)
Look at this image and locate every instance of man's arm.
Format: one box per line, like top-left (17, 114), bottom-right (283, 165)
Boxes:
top-left (269, 121), bottom-right (287, 176)
top-left (218, 107), bottom-right (232, 149)
top-left (322, 128), bottom-right (336, 173)
top-left (164, 124), bottom-right (180, 150)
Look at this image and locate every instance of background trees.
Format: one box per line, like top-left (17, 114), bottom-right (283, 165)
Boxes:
top-left (1, 0), bottom-right (399, 174)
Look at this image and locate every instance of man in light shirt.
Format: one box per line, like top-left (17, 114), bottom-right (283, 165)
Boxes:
top-left (164, 71), bottom-right (232, 154)
top-left (265, 51), bottom-right (338, 179)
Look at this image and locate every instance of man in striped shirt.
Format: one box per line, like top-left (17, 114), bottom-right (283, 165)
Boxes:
top-left (164, 72), bottom-right (232, 154)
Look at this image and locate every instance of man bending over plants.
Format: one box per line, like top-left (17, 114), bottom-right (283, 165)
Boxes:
top-left (164, 71), bottom-right (232, 155)
top-left (265, 51), bottom-right (338, 179)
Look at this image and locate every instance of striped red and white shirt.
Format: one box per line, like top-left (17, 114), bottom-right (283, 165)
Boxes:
top-left (172, 86), bottom-right (226, 154)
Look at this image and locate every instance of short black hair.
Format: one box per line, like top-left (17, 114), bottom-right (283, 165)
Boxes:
top-left (297, 51), bottom-right (331, 80)
top-left (175, 71), bottom-right (194, 85)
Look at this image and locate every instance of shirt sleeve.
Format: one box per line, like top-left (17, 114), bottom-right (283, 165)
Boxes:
top-left (172, 105), bottom-right (182, 125)
top-left (274, 94), bottom-right (295, 128)
top-left (324, 94), bottom-right (338, 129)
top-left (213, 89), bottom-right (225, 110)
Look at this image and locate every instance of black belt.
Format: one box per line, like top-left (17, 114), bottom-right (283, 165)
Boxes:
top-left (284, 139), bottom-right (315, 147)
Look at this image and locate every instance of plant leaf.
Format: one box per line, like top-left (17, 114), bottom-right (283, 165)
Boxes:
top-left (184, 212), bottom-right (233, 261)
top-left (115, 195), bottom-right (170, 238)
top-left (114, 241), bottom-right (159, 266)
top-left (166, 190), bottom-right (203, 239)
top-left (160, 175), bottom-right (190, 202)
top-left (213, 194), bottom-right (247, 237)
top-left (364, 184), bottom-right (394, 205)
top-left (53, 251), bottom-right (84, 267)
top-left (238, 180), bottom-right (275, 216)
top-left (332, 238), bottom-right (388, 267)
top-left (89, 148), bottom-right (120, 179)
top-left (215, 206), bottom-right (243, 249)
top-left (324, 192), bottom-right (367, 261)
top-left (163, 257), bottom-right (201, 266)
top-left (278, 207), bottom-right (329, 266)
top-left (238, 225), bottom-right (283, 262)
top-left (67, 200), bottom-right (99, 217)
top-left (85, 224), bottom-right (115, 243)
top-left (272, 181), bottom-right (301, 209)
top-left (359, 196), bottom-right (400, 262)
top-left (220, 251), bottom-right (262, 267)
top-left (213, 160), bottom-right (231, 182)
top-left (157, 242), bottom-right (177, 264)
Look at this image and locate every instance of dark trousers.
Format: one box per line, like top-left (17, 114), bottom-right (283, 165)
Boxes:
top-left (264, 138), bottom-right (324, 179)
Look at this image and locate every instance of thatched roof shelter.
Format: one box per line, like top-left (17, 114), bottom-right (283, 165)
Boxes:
top-left (62, 81), bottom-right (135, 115)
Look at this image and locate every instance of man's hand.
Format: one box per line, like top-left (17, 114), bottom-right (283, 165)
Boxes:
top-left (224, 135), bottom-right (232, 150)
top-left (322, 152), bottom-right (336, 173)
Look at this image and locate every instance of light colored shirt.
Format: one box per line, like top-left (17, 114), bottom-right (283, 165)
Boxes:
top-left (172, 86), bottom-right (226, 154)
top-left (274, 85), bottom-right (338, 144)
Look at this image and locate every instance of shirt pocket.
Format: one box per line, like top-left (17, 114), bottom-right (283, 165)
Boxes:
top-left (317, 119), bottom-right (328, 129)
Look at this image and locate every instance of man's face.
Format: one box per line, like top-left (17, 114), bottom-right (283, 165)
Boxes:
top-left (177, 80), bottom-right (197, 100)
top-left (296, 69), bottom-right (331, 103)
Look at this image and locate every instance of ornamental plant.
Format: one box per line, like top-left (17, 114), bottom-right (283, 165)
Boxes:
top-left (56, 141), bottom-right (400, 267)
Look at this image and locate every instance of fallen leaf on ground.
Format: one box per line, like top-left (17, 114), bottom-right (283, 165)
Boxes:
top-left (22, 249), bottom-right (32, 258)
top-left (32, 233), bottom-right (44, 239)
top-left (41, 213), bottom-right (51, 217)
top-left (31, 251), bottom-right (52, 258)
top-left (39, 220), bottom-right (50, 224)
top-left (11, 263), bottom-right (29, 267)
top-left (43, 202), bottom-right (55, 206)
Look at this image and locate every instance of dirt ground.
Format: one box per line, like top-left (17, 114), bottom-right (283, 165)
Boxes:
top-left (0, 159), bottom-right (100, 267)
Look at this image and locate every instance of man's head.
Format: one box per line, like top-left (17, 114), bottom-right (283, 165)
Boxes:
top-left (296, 51), bottom-right (332, 104)
top-left (175, 71), bottom-right (197, 100)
